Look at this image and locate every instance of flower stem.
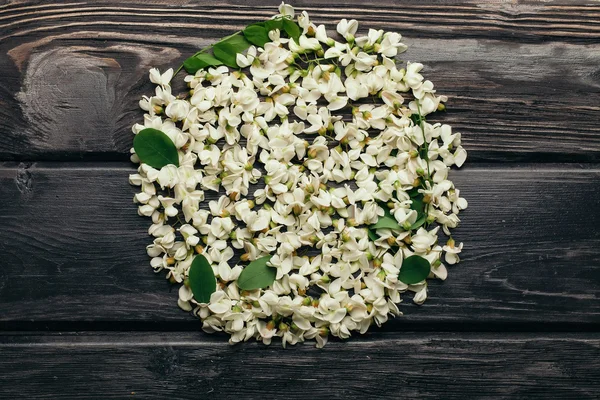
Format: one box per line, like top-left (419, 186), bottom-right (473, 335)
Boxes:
top-left (415, 99), bottom-right (431, 179)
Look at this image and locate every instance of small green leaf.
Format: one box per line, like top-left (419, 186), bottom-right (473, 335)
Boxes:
top-left (222, 34), bottom-right (252, 52)
top-left (237, 255), bottom-right (276, 290)
top-left (370, 203), bottom-right (401, 231)
top-left (370, 214), bottom-right (401, 231)
top-left (282, 19), bottom-right (301, 41)
top-left (399, 255), bottom-right (431, 285)
top-left (264, 18), bottom-right (283, 32)
top-left (408, 193), bottom-right (428, 229)
top-left (410, 194), bottom-right (424, 214)
top-left (367, 229), bottom-right (378, 241)
top-left (213, 34), bottom-right (251, 68)
top-left (133, 128), bottom-right (179, 169)
top-left (213, 44), bottom-right (239, 68)
top-left (188, 254), bottom-right (216, 303)
top-left (410, 214), bottom-right (428, 230)
top-left (407, 188), bottom-right (421, 198)
top-left (243, 24), bottom-right (271, 47)
top-left (183, 53), bottom-right (223, 73)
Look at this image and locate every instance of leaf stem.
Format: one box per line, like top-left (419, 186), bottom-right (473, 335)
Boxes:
top-left (415, 99), bottom-right (431, 179)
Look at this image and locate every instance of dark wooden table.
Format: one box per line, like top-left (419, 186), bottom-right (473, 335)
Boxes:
top-left (1, 1), bottom-right (599, 398)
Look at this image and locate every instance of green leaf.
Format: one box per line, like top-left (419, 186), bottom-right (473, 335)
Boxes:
top-left (399, 255), bottom-right (431, 285)
top-left (406, 192), bottom-right (428, 230)
top-left (237, 255), bottom-right (276, 290)
top-left (408, 193), bottom-right (428, 229)
top-left (188, 254), bottom-right (216, 303)
top-left (410, 194), bottom-right (424, 214)
top-left (367, 229), bottom-right (378, 241)
top-left (370, 214), bottom-right (401, 231)
top-left (407, 188), bottom-right (421, 198)
top-left (282, 19), bottom-right (301, 41)
top-left (264, 18), bottom-right (283, 32)
top-left (221, 34), bottom-right (252, 52)
top-left (213, 43), bottom-right (239, 68)
top-left (243, 24), bottom-right (271, 47)
top-left (183, 52), bottom-right (223, 73)
top-left (410, 214), bottom-right (428, 230)
top-left (370, 203), bottom-right (401, 231)
top-left (133, 128), bottom-right (179, 169)
top-left (213, 34), bottom-right (251, 68)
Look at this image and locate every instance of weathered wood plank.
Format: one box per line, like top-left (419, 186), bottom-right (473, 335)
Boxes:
top-left (0, 332), bottom-right (598, 399)
top-left (0, 163), bottom-right (598, 327)
top-left (1, 1), bottom-right (600, 161)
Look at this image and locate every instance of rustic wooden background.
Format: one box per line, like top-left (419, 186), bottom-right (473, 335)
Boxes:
top-left (1, 0), bottom-right (599, 398)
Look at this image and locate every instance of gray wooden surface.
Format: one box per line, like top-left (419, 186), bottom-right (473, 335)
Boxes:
top-left (1, 332), bottom-right (599, 399)
top-left (1, 0), bottom-right (599, 398)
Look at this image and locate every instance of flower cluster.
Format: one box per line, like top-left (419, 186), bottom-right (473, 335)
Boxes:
top-left (130, 3), bottom-right (467, 347)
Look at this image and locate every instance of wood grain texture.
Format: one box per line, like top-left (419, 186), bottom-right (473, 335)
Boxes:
top-left (1, 1), bottom-right (599, 396)
top-left (0, 1), bottom-right (600, 161)
top-left (0, 332), bottom-right (598, 399)
top-left (0, 163), bottom-right (598, 328)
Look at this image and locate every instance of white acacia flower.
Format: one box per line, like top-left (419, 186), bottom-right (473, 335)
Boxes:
top-left (178, 285), bottom-right (194, 311)
top-left (179, 224), bottom-right (200, 247)
top-left (149, 67), bottom-right (173, 87)
top-left (337, 19), bottom-right (358, 41)
top-left (315, 24), bottom-right (335, 46)
top-left (355, 28), bottom-right (384, 49)
top-left (317, 295), bottom-right (347, 323)
top-left (324, 42), bottom-right (346, 60)
top-left (236, 46), bottom-right (257, 68)
top-left (277, 2), bottom-right (294, 18)
top-left (404, 62), bottom-right (424, 88)
top-left (352, 52), bottom-right (378, 72)
top-left (210, 217), bottom-right (235, 240)
top-left (345, 75), bottom-right (368, 101)
top-left (165, 99), bottom-right (190, 121)
top-left (158, 195), bottom-right (178, 218)
top-left (289, 35), bottom-right (321, 53)
top-left (133, 5), bottom-right (467, 348)
top-left (304, 107), bottom-right (336, 134)
top-left (379, 32), bottom-right (407, 57)
top-left (411, 227), bottom-right (439, 253)
top-left (443, 238), bottom-right (463, 265)
top-left (454, 146), bottom-right (468, 167)
top-left (411, 284), bottom-right (428, 305)
top-left (381, 91), bottom-right (404, 109)
top-left (208, 291), bottom-right (232, 313)
top-left (218, 262), bottom-right (242, 282)
top-left (247, 209), bottom-right (271, 232)
top-left (156, 165), bottom-right (179, 189)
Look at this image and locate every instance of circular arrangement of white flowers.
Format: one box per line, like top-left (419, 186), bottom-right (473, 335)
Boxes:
top-left (129, 3), bottom-right (467, 348)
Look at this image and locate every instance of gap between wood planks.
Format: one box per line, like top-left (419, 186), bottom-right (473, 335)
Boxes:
top-left (1, 331), bottom-right (599, 346)
top-left (3, 160), bottom-right (600, 169)
top-left (3, 153), bottom-right (600, 163)
top-left (2, 320), bottom-right (600, 333)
